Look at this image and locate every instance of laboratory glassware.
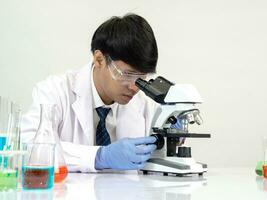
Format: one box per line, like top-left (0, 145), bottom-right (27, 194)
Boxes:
top-left (32, 104), bottom-right (68, 183)
top-left (22, 143), bottom-right (55, 189)
top-left (0, 97), bottom-right (12, 134)
top-left (0, 150), bottom-right (24, 191)
top-left (0, 97), bottom-right (10, 150)
top-left (0, 98), bottom-right (21, 151)
top-left (263, 137), bottom-right (267, 178)
top-left (5, 102), bottom-right (21, 151)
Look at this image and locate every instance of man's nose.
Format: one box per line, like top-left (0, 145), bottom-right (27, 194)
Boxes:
top-left (128, 82), bottom-right (139, 92)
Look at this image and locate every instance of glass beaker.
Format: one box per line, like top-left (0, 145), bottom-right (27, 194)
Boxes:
top-left (0, 150), bottom-right (24, 191)
top-left (22, 143), bottom-right (55, 190)
top-left (32, 104), bottom-right (68, 183)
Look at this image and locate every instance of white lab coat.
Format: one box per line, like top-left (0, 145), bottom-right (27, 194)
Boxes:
top-left (21, 64), bottom-right (158, 172)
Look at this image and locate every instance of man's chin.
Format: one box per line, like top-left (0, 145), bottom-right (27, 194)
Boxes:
top-left (116, 95), bottom-right (133, 105)
top-left (116, 99), bottom-right (130, 105)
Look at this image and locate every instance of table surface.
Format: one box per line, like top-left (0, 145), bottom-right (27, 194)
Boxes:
top-left (0, 167), bottom-right (266, 200)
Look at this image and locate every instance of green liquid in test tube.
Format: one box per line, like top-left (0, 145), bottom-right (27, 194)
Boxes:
top-left (0, 169), bottom-right (17, 190)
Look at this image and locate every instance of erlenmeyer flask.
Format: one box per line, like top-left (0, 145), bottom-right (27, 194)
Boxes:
top-left (33, 104), bottom-right (68, 183)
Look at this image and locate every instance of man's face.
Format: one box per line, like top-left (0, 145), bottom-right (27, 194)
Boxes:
top-left (103, 59), bottom-right (141, 105)
top-left (93, 52), bottom-right (146, 105)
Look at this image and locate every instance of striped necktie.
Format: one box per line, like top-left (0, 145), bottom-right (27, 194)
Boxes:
top-left (95, 107), bottom-right (111, 146)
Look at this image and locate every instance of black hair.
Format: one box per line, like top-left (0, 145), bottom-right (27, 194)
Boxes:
top-left (91, 13), bottom-right (158, 73)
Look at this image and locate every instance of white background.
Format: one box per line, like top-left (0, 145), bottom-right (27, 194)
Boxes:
top-left (0, 0), bottom-right (267, 168)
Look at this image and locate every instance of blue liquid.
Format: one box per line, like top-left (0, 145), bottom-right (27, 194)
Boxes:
top-left (0, 136), bottom-right (6, 150)
top-left (0, 136), bottom-right (8, 167)
top-left (22, 166), bottom-right (54, 190)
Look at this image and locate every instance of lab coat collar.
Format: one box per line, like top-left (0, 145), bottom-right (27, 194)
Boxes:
top-left (72, 63), bottom-right (92, 97)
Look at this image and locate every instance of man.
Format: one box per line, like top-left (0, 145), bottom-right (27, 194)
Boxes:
top-left (21, 13), bottom-right (159, 172)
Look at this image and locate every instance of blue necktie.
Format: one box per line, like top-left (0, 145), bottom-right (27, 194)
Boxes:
top-left (96, 107), bottom-right (111, 146)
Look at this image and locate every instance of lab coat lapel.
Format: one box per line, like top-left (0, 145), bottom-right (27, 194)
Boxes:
top-left (71, 66), bottom-right (94, 145)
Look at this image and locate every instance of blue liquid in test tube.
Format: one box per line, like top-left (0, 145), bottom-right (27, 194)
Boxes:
top-left (0, 135), bottom-right (6, 150)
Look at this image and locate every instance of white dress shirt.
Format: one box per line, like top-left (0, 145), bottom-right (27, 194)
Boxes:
top-left (91, 66), bottom-right (118, 143)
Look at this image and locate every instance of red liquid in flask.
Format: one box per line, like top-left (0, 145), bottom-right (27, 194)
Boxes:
top-left (22, 166), bottom-right (54, 189)
top-left (54, 166), bottom-right (68, 183)
top-left (263, 165), bottom-right (267, 178)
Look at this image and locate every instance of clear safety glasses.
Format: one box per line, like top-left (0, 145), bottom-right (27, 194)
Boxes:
top-left (106, 56), bottom-right (150, 85)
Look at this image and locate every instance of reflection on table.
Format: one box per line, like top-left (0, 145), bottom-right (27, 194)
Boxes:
top-left (1, 168), bottom-right (267, 200)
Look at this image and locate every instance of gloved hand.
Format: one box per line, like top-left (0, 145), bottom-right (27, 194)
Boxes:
top-left (95, 136), bottom-right (157, 170)
top-left (171, 118), bottom-right (185, 146)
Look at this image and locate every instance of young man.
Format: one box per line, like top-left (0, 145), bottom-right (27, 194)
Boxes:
top-left (21, 14), bottom-right (159, 172)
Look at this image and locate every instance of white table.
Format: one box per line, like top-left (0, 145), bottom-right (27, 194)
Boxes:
top-left (0, 168), bottom-right (266, 200)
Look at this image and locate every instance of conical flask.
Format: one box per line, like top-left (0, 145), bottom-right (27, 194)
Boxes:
top-left (33, 104), bottom-right (68, 183)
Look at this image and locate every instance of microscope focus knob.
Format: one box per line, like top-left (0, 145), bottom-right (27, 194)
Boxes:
top-left (177, 147), bottom-right (191, 158)
top-left (151, 134), bottom-right (164, 150)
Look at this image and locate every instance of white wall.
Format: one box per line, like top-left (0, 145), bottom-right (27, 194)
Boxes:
top-left (1, 0), bottom-right (267, 168)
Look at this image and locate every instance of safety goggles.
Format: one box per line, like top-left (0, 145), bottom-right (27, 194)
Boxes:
top-left (107, 56), bottom-right (149, 85)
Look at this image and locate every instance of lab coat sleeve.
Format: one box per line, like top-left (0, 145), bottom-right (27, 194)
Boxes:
top-left (61, 141), bottom-right (100, 173)
top-left (21, 76), bottom-right (100, 173)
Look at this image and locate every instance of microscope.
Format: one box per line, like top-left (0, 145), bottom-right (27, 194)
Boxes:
top-left (135, 76), bottom-right (211, 176)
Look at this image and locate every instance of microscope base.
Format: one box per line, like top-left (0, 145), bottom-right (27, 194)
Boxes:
top-left (140, 157), bottom-right (207, 176)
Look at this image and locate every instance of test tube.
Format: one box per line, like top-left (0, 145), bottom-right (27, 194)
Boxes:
top-left (0, 150), bottom-right (25, 191)
top-left (6, 102), bottom-right (21, 151)
top-left (0, 97), bottom-right (12, 133)
top-left (263, 137), bottom-right (267, 178)
top-left (0, 97), bottom-right (11, 150)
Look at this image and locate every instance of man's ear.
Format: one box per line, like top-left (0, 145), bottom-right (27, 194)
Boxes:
top-left (93, 50), bottom-right (106, 68)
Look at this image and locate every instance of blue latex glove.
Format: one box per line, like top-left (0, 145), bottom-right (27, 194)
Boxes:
top-left (170, 118), bottom-right (185, 145)
top-left (95, 136), bottom-right (157, 170)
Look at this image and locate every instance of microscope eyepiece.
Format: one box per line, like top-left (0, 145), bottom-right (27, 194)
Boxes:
top-left (135, 77), bottom-right (173, 104)
top-left (135, 78), bottom-right (148, 91)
